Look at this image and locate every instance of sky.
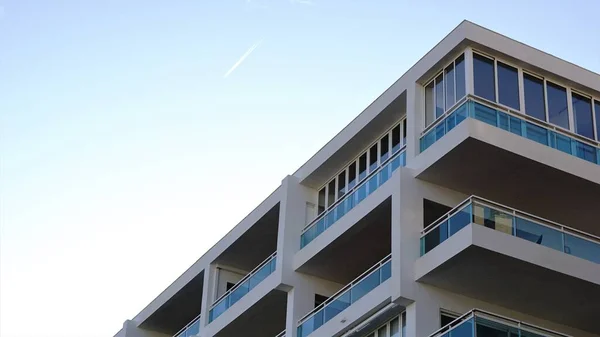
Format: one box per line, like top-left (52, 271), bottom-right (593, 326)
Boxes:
top-left (0, 1), bottom-right (599, 337)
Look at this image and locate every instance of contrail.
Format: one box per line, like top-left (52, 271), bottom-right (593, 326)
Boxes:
top-left (223, 39), bottom-right (263, 78)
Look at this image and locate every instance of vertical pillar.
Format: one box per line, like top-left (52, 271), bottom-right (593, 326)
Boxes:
top-left (284, 276), bottom-right (316, 337)
top-left (406, 83), bottom-right (420, 161)
top-left (404, 295), bottom-right (439, 337)
top-left (200, 263), bottom-right (218, 330)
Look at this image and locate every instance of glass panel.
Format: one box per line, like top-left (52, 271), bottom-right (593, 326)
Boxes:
top-left (348, 162), bottom-right (357, 191)
top-left (187, 320), bottom-right (200, 336)
top-left (575, 141), bottom-right (597, 163)
top-left (367, 175), bottom-right (378, 195)
top-left (515, 217), bottom-right (563, 251)
top-left (473, 53), bottom-right (495, 102)
top-left (401, 312), bottom-right (406, 337)
top-left (381, 134), bottom-right (390, 162)
top-left (318, 188), bottom-right (326, 215)
top-left (595, 100), bottom-right (600, 141)
top-left (445, 63), bottom-right (455, 109)
top-left (327, 180), bottom-right (336, 207)
top-left (378, 325), bottom-right (388, 337)
top-left (525, 122), bottom-right (548, 145)
top-left (369, 144), bottom-right (379, 172)
top-left (390, 317), bottom-right (400, 337)
top-left (380, 260), bottom-right (391, 282)
top-left (350, 269), bottom-right (380, 303)
top-left (472, 204), bottom-right (514, 235)
top-left (448, 204), bottom-right (472, 236)
top-left (323, 289), bottom-right (350, 323)
top-left (455, 55), bottom-right (466, 101)
top-left (547, 81), bottom-right (569, 129)
top-left (422, 220), bottom-right (449, 254)
top-left (402, 119), bottom-right (407, 146)
top-left (337, 171), bottom-right (346, 199)
top-left (230, 281), bottom-right (249, 305)
top-left (379, 163), bottom-right (390, 185)
top-left (476, 317), bottom-right (518, 337)
top-left (572, 92), bottom-right (594, 139)
top-left (564, 233), bottom-right (600, 264)
top-left (435, 74), bottom-right (445, 119)
top-left (426, 81), bottom-right (435, 127)
top-left (449, 318), bottom-right (473, 337)
top-left (359, 153), bottom-right (367, 182)
top-left (523, 73), bottom-right (546, 121)
top-left (497, 62), bottom-right (520, 110)
top-left (356, 183), bottom-right (367, 204)
top-left (392, 124), bottom-right (401, 153)
top-left (210, 300), bottom-right (228, 322)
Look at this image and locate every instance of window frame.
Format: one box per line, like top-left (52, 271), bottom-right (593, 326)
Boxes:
top-left (571, 89), bottom-right (596, 141)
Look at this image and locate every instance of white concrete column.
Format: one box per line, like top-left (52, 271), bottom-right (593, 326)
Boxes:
top-left (406, 83), bottom-right (421, 161)
top-left (284, 276), bottom-right (315, 337)
top-left (404, 294), bottom-right (439, 337)
top-left (199, 263), bottom-right (218, 329)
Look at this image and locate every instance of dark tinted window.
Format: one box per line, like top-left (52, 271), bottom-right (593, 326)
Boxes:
top-left (327, 180), bottom-right (336, 207)
top-left (572, 93), bottom-right (594, 139)
top-left (348, 162), bottom-right (357, 190)
top-left (358, 153), bottom-right (367, 181)
top-left (369, 144), bottom-right (378, 172)
top-left (337, 171), bottom-right (346, 199)
top-left (455, 55), bottom-right (466, 100)
top-left (441, 313), bottom-right (458, 327)
top-left (547, 82), bottom-right (569, 129)
top-left (402, 119), bottom-right (407, 145)
top-left (473, 53), bottom-right (496, 101)
top-left (318, 188), bottom-right (326, 214)
top-left (315, 294), bottom-right (328, 307)
top-left (497, 62), bottom-right (520, 110)
top-left (391, 124), bottom-right (401, 153)
top-left (523, 73), bottom-right (545, 121)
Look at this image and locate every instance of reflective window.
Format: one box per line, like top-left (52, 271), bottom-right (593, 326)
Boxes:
top-left (327, 180), bottom-right (335, 207)
top-left (455, 55), bottom-right (466, 101)
top-left (358, 153), bottom-right (367, 182)
top-left (572, 92), bottom-right (594, 139)
top-left (348, 162), bottom-right (357, 190)
top-left (337, 171), bottom-right (346, 199)
top-left (596, 100), bottom-right (600, 140)
top-left (547, 81), bottom-right (569, 129)
top-left (445, 63), bottom-right (455, 109)
top-left (369, 144), bottom-right (378, 172)
top-left (435, 74), bottom-right (444, 119)
top-left (380, 135), bottom-right (389, 162)
top-left (318, 188), bottom-right (326, 215)
top-left (497, 62), bottom-right (520, 110)
top-left (523, 73), bottom-right (545, 121)
top-left (425, 82), bottom-right (435, 127)
top-left (473, 53), bottom-right (495, 102)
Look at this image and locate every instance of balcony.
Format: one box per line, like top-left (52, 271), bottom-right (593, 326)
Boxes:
top-left (415, 196), bottom-right (600, 334)
top-left (209, 252), bottom-right (277, 322)
top-left (297, 255), bottom-right (391, 337)
top-left (301, 149), bottom-right (406, 248)
top-left (174, 314), bottom-right (201, 337)
top-left (421, 196), bottom-right (600, 264)
top-left (429, 309), bottom-right (570, 337)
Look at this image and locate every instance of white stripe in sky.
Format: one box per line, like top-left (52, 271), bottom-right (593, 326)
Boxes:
top-left (223, 39), bottom-right (263, 78)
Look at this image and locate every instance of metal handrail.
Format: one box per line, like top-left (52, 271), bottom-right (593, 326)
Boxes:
top-left (420, 195), bottom-right (600, 245)
top-left (210, 252), bottom-right (277, 308)
top-left (172, 313), bottom-right (201, 337)
top-left (297, 254), bottom-right (392, 325)
top-left (428, 309), bottom-right (571, 337)
top-left (420, 94), bottom-right (600, 150)
top-left (302, 147), bottom-right (406, 234)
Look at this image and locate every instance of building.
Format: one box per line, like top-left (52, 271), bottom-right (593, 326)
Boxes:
top-left (112, 20), bottom-right (600, 337)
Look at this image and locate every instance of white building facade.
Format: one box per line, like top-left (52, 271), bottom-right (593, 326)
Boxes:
top-left (113, 21), bottom-right (600, 337)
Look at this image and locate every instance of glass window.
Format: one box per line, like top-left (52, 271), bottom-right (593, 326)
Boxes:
top-left (425, 82), bottom-right (435, 127)
top-left (547, 81), bottom-right (569, 129)
top-left (445, 63), bottom-right (455, 109)
top-left (318, 188), bottom-right (326, 215)
top-left (337, 171), bottom-right (346, 199)
top-left (441, 312), bottom-right (458, 327)
top-left (358, 153), bottom-right (367, 182)
top-left (390, 317), bottom-right (400, 337)
top-left (435, 74), bottom-right (444, 119)
top-left (473, 53), bottom-right (496, 102)
top-left (455, 55), bottom-right (466, 100)
top-left (327, 180), bottom-right (335, 207)
top-left (369, 144), bottom-right (378, 172)
top-left (523, 73), bottom-right (545, 121)
top-left (391, 124), bottom-right (401, 154)
top-left (378, 326), bottom-right (388, 337)
top-left (595, 100), bottom-right (600, 141)
top-left (380, 135), bottom-right (389, 162)
top-left (401, 312), bottom-right (406, 337)
top-left (497, 62), bottom-right (520, 110)
top-left (402, 119), bottom-right (407, 145)
top-left (572, 92), bottom-right (594, 139)
top-left (348, 162), bottom-right (357, 190)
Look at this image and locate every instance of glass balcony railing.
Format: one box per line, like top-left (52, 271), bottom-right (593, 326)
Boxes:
top-left (430, 309), bottom-right (571, 337)
top-left (209, 252), bottom-right (277, 322)
top-left (297, 255), bottom-right (392, 337)
top-left (420, 96), bottom-right (600, 165)
top-left (174, 314), bottom-right (201, 337)
top-left (420, 196), bottom-right (600, 264)
top-left (301, 148), bottom-right (406, 248)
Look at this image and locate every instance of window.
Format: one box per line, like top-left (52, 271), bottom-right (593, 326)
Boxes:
top-left (369, 144), bottom-right (378, 172)
top-left (473, 53), bottom-right (496, 102)
top-left (390, 317), bottom-right (400, 337)
top-left (337, 171), bottom-right (346, 199)
top-left (365, 314), bottom-right (404, 337)
top-left (455, 55), bottom-right (466, 101)
top-left (348, 162), bottom-right (357, 190)
top-left (441, 311), bottom-right (459, 327)
top-left (391, 125), bottom-right (401, 154)
top-left (314, 294), bottom-right (328, 308)
top-left (359, 153), bottom-right (367, 182)
top-left (401, 312), bottom-right (406, 337)
top-left (523, 73), bottom-right (545, 121)
top-left (425, 82), bottom-right (435, 127)
top-left (317, 188), bottom-right (326, 215)
top-left (497, 62), bottom-right (520, 110)
top-left (547, 81), bottom-right (569, 129)
top-left (572, 92), bottom-right (594, 139)
top-left (445, 63), bottom-right (455, 109)
top-left (435, 74), bottom-right (444, 119)
top-left (327, 180), bottom-right (335, 207)
top-left (402, 119), bottom-right (407, 146)
top-left (226, 282), bottom-right (236, 291)
top-left (380, 135), bottom-right (390, 162)
top-left (595, 100), bottom-right (600, 141)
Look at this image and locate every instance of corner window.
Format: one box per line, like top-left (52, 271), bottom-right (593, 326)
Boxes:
top-left (572, 92), bottom-right (594, 140)
top-left (523, 73), bottom-right (545, 121)
top-left (546, 81), bottom-right (569, 129)
top-left (497, 62), bottom-right (520, 110)
top-left (473, 53), bottom-right (496, 102)
top-left (425, 82), bottom-right (435, 127)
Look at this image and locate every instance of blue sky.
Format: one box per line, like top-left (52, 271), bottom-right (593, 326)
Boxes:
top-left (1, 1), bottom-right (598, 337)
